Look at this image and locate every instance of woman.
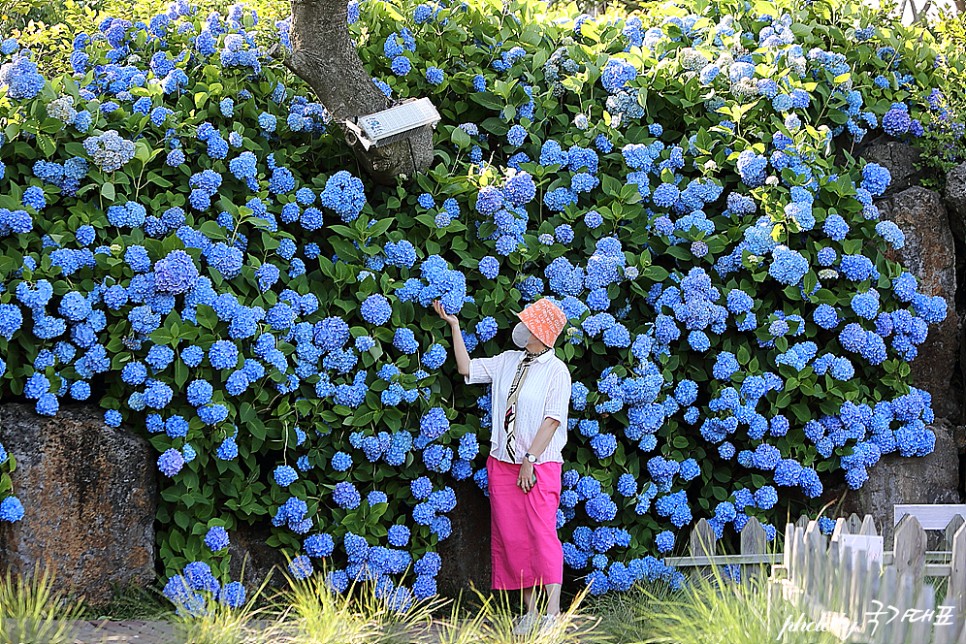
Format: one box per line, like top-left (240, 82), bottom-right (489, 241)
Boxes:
top-left (434, 296), bottom-right (572, 635)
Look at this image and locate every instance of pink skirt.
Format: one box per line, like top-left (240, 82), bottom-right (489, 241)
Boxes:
top-left (486, 455), bottom-right (563, 590)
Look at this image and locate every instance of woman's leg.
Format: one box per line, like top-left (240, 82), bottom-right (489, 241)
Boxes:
top-left (545, 583), bottom-right (561, 615)
top-left (522, 585), bottom-right (536, 614)
top-left (522, 582), bottom-right (559, 615)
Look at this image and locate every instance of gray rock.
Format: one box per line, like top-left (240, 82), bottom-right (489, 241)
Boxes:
top-left (861, 140), bottom-right (923, 195)
top-left (830, 418), bottom-right (962, 546)
top-left (0, 404), bottom-right (156, 607)
top-left (944, 161), bottom-right (966, 241)
top-left (878, 187), bottom-right (961, 419)
top-left (954, 422), bottom-right (966, 455)
top-left (228, 522), bottom-right (287, 592)
top-left (436, 479), bottom-right (490, 598)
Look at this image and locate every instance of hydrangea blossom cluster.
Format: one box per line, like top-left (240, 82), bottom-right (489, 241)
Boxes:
top-left (162, 560), bottom-right (247, 615)
top-left (0, 0), bottom-right (960, 610)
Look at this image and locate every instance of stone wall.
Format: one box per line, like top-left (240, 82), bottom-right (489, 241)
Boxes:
top-left (822, 142), bottom-right (966, 534)
top-left (436, 479), bottom-right (491, 597)
top-left (878, 186), bottom-right (960, 418)
top-left (831, 419), bottom-right (962, 545)
top-left (0, 404), bottom-right (157, 607)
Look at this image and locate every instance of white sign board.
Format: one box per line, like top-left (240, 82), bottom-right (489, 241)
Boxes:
top-left (893, 504), bottom-right (966, 529)
top-left (355, 98), bottom-right (441, 149)
top-left (834, 534), bottom-right (883, 570)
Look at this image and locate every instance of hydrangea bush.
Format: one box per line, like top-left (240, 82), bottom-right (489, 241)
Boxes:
top-left (0, 0), bottom-right (964, 609)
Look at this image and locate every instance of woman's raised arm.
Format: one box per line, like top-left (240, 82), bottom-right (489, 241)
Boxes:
top-left (434, 300), bottom-right (470, 378)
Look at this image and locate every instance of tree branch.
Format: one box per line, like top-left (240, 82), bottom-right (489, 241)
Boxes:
top-left (287, 0), bottom-right (434, 184)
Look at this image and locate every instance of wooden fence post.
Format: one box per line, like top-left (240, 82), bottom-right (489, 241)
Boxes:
top-left (669, 511), bottom-right (964, 641)
top-left (848, 544), bottom-right (873, 633)
top-left (740, 516), bottom-right (767, 585)
top-left (781, 522), bottom-right (795, 580)
top-left (792, 525), bottom-right (806, 589)
top-left (876, 566), bottom-right (899, 643)
top-left (830, 543), bottom-right (847, 614)
top-left (830, 516), bottom-right (849, 548)
top-left (891, 573), bottom-right (917, 643)
top-left (947, 520), bottom-right (966, 635)
top-left (859, 514), bottom-right (877, 536)
top-left (688, 517), bottom-right (715, 557)
top-left (846, 512), bottom-right (862, 535)
top-left (803, 521), bottom-right (825, 600)
top-left (907, 579), bottom-right (937, 643)
top-left (894, 515), bottom-right (927, 587)
top-left (689, 518), bottom-right (715, 581)
top-left (946, 515), bottom-right (965, 551)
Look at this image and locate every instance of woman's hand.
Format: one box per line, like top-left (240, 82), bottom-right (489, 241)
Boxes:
top-left (433, 300), bottom-right (458, 327)
top-left (517, 460), bottom-right (536, 493)
top-left (438, 299), bottom-right (470, 376)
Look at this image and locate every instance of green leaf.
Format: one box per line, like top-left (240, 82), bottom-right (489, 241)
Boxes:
top-left (150, 328), bottom-right (173, 346)
top-left (601, 173), bottom-right (622, 197)
top-left (468, 92), bottom-right (506, 112)
top-left (329, 224), bottom-right (357, 241)
top-left (642, 265), bottom-right (669, 282)
top-left (199, 221), bottom-right (227, 241)
top-left (37, 133), bottom-right (55, 157)
top-left (365, 218), bottom-right (393, 238)
top-left (450, 127), bottom-right (472, 149)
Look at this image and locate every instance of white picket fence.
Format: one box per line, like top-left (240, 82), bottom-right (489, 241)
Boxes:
top-left (664, 511), bottom-right (966, 643)
top-left (773, 514), bottom-right (966, 643)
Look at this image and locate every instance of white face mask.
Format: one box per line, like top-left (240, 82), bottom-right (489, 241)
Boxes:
top-left (512, 321), bottom-right (532, 348)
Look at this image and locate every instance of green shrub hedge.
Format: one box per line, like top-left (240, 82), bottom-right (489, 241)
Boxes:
top-left (0, 0), bottom-right (963, 610)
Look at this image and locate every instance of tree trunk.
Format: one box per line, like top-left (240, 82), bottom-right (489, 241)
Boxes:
top-left (287, 0), bottom-right (434, 184)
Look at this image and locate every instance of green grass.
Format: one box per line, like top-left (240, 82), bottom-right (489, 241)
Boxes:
top-left (589, 562), bottom-right (851, 644)
top-left (0, 559), bottom-right (907, 643)
top-left (466, 584), bottom-right (610, 644)
top-left (587, 579), bottom-right (673, 643)
top-left (0, 564), bottom-right (87, 644)
top-left (81, 580), bottom-right (173, 621)
top-left (172, 598), bottom-right (273, 643)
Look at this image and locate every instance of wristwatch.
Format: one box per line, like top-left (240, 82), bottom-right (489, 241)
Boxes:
top-left (524, 452), bottom-right (537, 463)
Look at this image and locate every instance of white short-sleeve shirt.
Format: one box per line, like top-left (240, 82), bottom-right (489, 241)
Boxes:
top-left (464, 349), bottom-right (572, 465)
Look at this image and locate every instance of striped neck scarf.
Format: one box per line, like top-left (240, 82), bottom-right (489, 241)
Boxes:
top-left (503, 348), bottom-right (551, 462)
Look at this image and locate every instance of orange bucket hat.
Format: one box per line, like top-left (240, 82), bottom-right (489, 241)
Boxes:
top-left (516, 298), bottom-right (567, 348)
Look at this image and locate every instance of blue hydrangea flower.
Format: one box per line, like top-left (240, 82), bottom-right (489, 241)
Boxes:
top-left (155, 250), bottom-right (199, 294)
top-left (204, 526), bottom-right (230, 551)
top-left (274, 465), bottom-right (298, 487)
top-left (218, 581), bottom-right (245, 608)
top-left (157, 448), bottom-right (185, 477)
top-left (361, 294), bottom-right (392, 325)
top-left (288, 555), bottom-right (313, 579)
top-left (0, 496), bottom-right (24, 522)
top-left (425, 66), bottom-right (444, 85)
top-left (333, 481), bottom-right (361, 509)
top-left (304, 533), bottom-right (335, 558)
